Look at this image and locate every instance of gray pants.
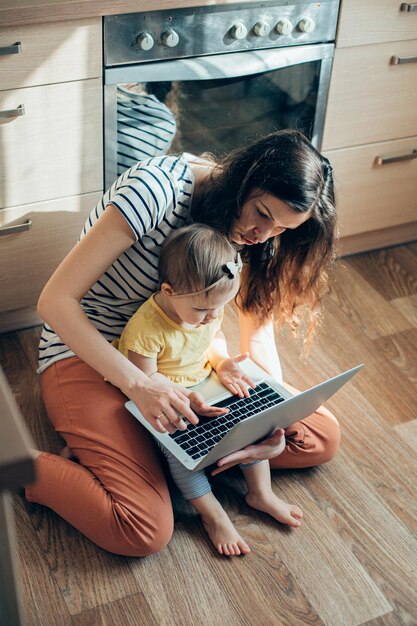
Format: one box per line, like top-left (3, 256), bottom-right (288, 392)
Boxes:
top-left (158, 441), bottom-right (258, 501)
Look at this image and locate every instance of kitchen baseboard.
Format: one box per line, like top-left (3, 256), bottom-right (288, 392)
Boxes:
top-left (0, 307), bottom-right (42, 335)
top-left (339, 221), bottom-right (417, 257)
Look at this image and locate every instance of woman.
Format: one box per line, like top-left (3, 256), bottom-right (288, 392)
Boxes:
top-left (28, 129), bottom-right (340, 556)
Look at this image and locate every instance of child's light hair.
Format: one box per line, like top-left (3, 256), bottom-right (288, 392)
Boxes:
top-left (159, 223), bottom-right (239, 298)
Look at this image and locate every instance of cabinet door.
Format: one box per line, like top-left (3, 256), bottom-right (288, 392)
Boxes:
top-left (325, 137), bottom-right (417, 238)
top-left (0, 18), bottom-right (101, 91)
top-left (337, 0), bottom-right (417, 48)
top-left (322, 40), bottom-right (417, 150)
top-left (0, 192), bottom-right (102, 313)
top-left (0, 78), bottom-right (102, 209)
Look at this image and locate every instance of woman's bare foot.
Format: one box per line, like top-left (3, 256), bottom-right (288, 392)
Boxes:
top-left (201, 509), bottom-right (251, 556)
top-left (245, 490), bottom-right (303, 528)
top-left (59, 446), bottom-right (78, 462)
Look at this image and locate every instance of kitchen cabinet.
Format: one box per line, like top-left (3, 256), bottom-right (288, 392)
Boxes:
top-left (0, 18), bottom-right (103, 330)
top-left (322, 0), bottom-right (417, 254)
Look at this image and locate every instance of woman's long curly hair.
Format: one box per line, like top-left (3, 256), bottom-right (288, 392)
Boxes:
top-left (190, 129), bottom-right (336, 348)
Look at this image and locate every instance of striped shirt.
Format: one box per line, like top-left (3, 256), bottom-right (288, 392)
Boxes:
top-left (117, 86), bottom-right (176, 177)
top-left (38, 154), bottom-right (195, 374)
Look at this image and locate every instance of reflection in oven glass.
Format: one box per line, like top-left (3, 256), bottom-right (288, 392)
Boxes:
top-left (116, 61), bottom-right (320, 173)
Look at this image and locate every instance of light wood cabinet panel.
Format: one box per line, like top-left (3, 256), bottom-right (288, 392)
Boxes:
top-left (0, 78), bottom-right (103, 210)
top-left (325, 137), bottom-right (417, 238)
top-left (337, 0), bottom-right (417, 48)
top-left (322, 39), bottom-right (417, 150)
top-left (0, 18), bottom-right (101, 91)
top-left (0, 191), bottom-right (101, 313)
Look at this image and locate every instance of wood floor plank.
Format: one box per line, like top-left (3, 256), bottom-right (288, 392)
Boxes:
top-left (394, 419), bottom-right (417, 451)
top-left (129, 522), bottom-right (256, 626)
top-left (373, 330), bottom-right (417, 388)
top-left (359, 613), bottom-right (403, 626)
top-left (128, 479), bottom-right (325, 626)
top-left (28, 507), bottom-right (143, 615)
top-left (293, 451), bottom-right (417, 626)
top-left (239, 470), bottom-right (394, 626)
top-left (71, 593), bottom-right (158, 626)
top-left (327, 263), bottom-right (412, 340)
top-left (391, 294), bottom-right (417, 326)
top-left (347, 246), bottom-right (417, 300)
top-left (12, 495), bottom-right (73, 626)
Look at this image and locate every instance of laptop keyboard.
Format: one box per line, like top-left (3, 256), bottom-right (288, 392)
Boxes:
top-left (169, 381), bottom-right (285, 460)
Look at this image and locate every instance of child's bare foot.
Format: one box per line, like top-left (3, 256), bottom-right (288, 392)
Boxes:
top-left (246, 490), bottom-right (303, 528)
top-left (201, 509), bottom-right (251, 556)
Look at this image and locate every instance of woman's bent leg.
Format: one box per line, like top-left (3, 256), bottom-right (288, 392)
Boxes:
top-left (25, 357), bottom-right (173, 557)
top-left (270, 405), bottom-right (341, 469)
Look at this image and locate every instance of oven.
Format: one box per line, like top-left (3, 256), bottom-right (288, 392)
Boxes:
top-left (103, 0), bottom-right (340, 189)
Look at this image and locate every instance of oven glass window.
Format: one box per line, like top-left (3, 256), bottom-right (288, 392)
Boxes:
top-left (116, 60), bottom-right (321, 174)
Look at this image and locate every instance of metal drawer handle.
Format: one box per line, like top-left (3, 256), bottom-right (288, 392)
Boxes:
top-left (0, 219), bottom-right (32, 237)
top-left (400, 3), bottom-right (417, 11)
top-left (0, 104), bottom-right (25, 124)
top-left (391, 55), bottom-right (417, 64)
top-left (375, 149), bottom-right (417, 166)
top-left (0, 41), bottom-right (21, 56)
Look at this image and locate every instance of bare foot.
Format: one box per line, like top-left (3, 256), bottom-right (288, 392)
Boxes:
top-left (201, 509), bottom-right (251, 556)
top-left (246, 490), bottom-right (303, 528)
top-left (59, 446), bottom-right (78, 461)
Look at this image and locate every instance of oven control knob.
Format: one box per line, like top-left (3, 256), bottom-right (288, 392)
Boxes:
top-left (298, 17), bottom-right (316, 33)
top-left (275, 18), bottom-right (293, 35)
top-left (136, 32), bottom-right (155, 51)
top-left (161, 29), bottom-right (180, 48)
top-left (230, 22), bottom-right (248, 40)
top-left (253, 21), bottom-right (271, 37)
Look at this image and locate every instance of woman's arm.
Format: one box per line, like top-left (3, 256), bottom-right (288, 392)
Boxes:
top-left (37, 205), bottom-right (199, 432)
top-left (238, 310), bottom-right (283, 382)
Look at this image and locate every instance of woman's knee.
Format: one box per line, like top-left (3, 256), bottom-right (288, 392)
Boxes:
top-left (104, 504), bottom-right (174, 557)
top-left (319, 415), bottom-right (341, 463)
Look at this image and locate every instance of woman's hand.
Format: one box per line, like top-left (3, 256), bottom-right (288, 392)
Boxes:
top-left (210, 428), bottom-right (286, 476)
top-left (216, 353), bottom-right (256, 398)
top-left (128, 378), bottom-right (200, 434)
top-left (188, 391), bottom-right (229, 418)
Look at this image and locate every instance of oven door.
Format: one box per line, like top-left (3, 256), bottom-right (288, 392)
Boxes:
top-left (104, 43), bottom-right (334, 189)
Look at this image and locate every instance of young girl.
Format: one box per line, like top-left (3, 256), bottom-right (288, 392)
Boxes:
top-left (115, 224), bottom-right (303, 556)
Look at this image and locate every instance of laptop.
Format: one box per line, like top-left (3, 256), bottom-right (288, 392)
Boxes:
top-left (125, 359), bottom-right (363, 471)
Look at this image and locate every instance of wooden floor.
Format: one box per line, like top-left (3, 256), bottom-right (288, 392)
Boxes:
top-left (1, 242), bottom-right (417, 626)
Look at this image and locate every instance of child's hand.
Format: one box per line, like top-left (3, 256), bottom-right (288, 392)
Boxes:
top-left (188, 391), bottom-right (229, 418)
top-left (216, 353), bottom-right (256, 398)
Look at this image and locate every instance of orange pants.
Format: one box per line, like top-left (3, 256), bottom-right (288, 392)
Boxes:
top-left (26, 356), bottom-right (340, 556)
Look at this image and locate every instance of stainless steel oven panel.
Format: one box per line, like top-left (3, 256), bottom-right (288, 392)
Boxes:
top-left (104, 1), bottom-right (339, 66)
top-left (104, 44), bottom-right (334, 189)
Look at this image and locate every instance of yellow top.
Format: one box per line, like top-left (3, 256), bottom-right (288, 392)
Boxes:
top-left (114, 294), bottom-right (223, 387)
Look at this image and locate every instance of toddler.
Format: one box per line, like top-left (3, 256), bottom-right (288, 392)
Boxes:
top-left (116, 224), bottom-right (303, 555)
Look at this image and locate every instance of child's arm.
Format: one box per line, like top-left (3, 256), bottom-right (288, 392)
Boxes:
top-left (207, 330), bottom-right (256, 398)
top-left (127, 350), bottom-right (228, 419)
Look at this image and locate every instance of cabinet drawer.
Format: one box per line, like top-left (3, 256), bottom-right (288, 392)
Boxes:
top-left (0, 18), bottom-right (101, 91)
top-left (324, 137), bottom-right (417, 238)
top-left (337, 0), bottom-right (417, 48)
top-left (0, 79), bottom-right (102, 210)
top-left (0, 191), bottom-right (102, 314)
top-left (322, 40), bottom-right (417, 150)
